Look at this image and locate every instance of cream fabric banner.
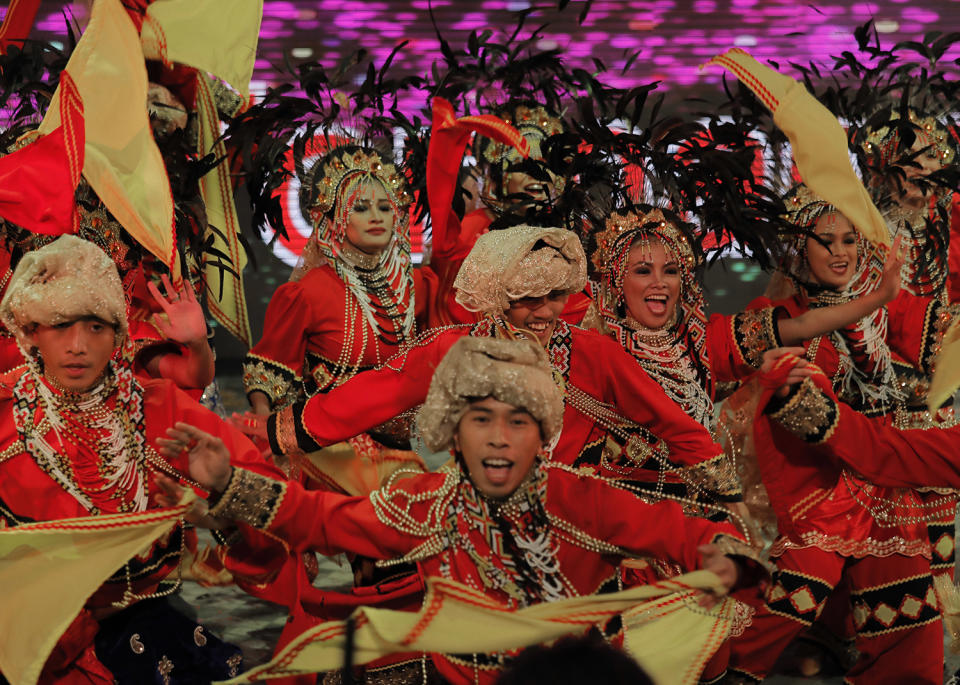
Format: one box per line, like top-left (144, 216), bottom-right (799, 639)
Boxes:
top-left (0, 500), bottom-right (193, 685)
top-left (141, 0), bottom-right (263, 97)
top-left (195, 76), bottom-right (252, 345)
top-left (704, 48), bottom-right (890, 247)
top-left (223, 571), bottom-right (738, 685)
top-left (39, 0), bottom-right (176, 269)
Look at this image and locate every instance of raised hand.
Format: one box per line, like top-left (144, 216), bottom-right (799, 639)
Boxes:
top-left (157, 422), bottom-right (234, 492)
top-left (876, 235), bottom-right (905, 305)
top-left (148, 274), bottom-right (208, 346)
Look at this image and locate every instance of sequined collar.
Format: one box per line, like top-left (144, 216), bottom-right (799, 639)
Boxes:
top-left (339, 241), bottom-right (387, 271)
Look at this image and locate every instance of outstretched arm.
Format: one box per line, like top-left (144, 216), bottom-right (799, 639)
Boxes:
top-left (777, 236), bottom-right (904, 346)
top-left (157, 422), bottom-right (428, 559)
top-left (233, 332), bottom-right (455, 454)
top-left (758, 348), bottom-right (960, 489)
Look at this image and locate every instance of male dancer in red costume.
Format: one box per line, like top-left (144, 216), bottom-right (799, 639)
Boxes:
top-left (162, 336), bottom-right (766, 683)
top-left (0, 235), bottom-right (276, 683)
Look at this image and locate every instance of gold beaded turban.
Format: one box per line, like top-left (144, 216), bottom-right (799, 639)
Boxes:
top-left (417, 336), bottom-right (564, 453)
top-left (454, 225), bottom-right (587, 314)
top-left (0, 235), bottom-right (127, 346)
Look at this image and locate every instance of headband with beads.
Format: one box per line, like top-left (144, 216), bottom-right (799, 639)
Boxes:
top-left (481, 103), bottom-right (565, 166)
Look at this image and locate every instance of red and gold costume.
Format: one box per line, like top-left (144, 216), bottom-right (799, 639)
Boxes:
top-left (584, 208), bottom-right (784, 507)
top-left (425, 99), bottom-right (591, 328)
top-left (757, 358), bottom-right (960, 493)
top-left (221, 337), bottom-right (758, 683)
top-left (268, 226), bottom-right (724, 489)
top-left (727, 189), bottom-right (953, 683)
top-left (244, 258), bottom-right (434, 410)
top-left (0, 235), bottom-right (277, 683)
top-left (0, 371), bottom-right (275, 682)
top-left (218, 462), bottom-right (753, 683)
top-left (268, 318), bottom-right (724, 482)
top-left (243, 146), bottom-right (436, 494)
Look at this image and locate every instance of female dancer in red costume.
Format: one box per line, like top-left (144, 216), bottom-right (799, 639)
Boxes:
top-left (725, 186), bottom-right (955, 683)
top-left (243, 145), bottom-right (435, 494)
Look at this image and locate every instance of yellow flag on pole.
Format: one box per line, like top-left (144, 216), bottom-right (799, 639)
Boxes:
top-left (39, 0), bottom-right (177, 269)
top-left (140, 0), bottom-right (263, 97)
top-left (139, 0), bottom-right (264, 344)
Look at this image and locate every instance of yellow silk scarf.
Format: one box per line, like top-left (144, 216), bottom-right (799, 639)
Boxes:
top-left (223, 571), bottom-right (739, 685)
top-left (704, 49), bottom-right (890, 247)
top-left (0, 498), bottom-right (194, 685)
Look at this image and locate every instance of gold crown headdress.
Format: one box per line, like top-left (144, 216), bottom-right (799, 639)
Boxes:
top-left (862, 109), bottom-right (956, 167)
top-left (299, 146), bottom-right (413, 249)
top-left (783, 183), bottom-right (838, 230)
top-left (595, 207), bottom-right (696, 278)
top-left (303, 147), bottom-right (411, 217)
top-left (481, 103), bottom-right (565, 166)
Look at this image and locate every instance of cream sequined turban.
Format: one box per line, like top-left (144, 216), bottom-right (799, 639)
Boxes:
top-left (417, 336), bottom-right (564, 453)
top-left (1, 235), bottom-right (127, 346)
top-left (454, 225), bottom-right (587, 314)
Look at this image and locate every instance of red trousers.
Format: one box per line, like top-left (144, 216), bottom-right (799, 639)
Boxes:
top-left (729, 547), bottom-right (942, 684)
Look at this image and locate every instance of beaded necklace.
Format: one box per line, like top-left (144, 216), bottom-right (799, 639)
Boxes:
top-left (606, 316), bottom-right (715, 431)
top-left (445, 461), bottom-right (570, 608)
top-left (13, 359), bottom-right (148, 514)
top-left (322, 242), bottom-right (415, 389)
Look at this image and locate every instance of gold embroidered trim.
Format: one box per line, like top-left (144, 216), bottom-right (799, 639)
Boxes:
top-left (731, 307), bottom-right (779, 369)
top-left (922, 302), bottom-right (959, 375)
top-left (678, 453), bottom-right (742, 499)
top-left (769, 532), bottom-right (931, 559)
top-left (768, 377), bottom-right (838, 444)
top-left (207, 468), bottom-right (287, 530)
top-left (241, 355), bottom-right (301, 409)
top-left (275, 406), bottom-right (301, 455)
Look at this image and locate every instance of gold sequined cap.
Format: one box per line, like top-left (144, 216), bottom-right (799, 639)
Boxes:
top-left (454, 225), bottom-right (587, 314)
top-left (783, 183), bottom-right (838, 229)
top-left (417, 336), bottom-right (563, 453)
top-left (0, 235), bottom-right (127, 346)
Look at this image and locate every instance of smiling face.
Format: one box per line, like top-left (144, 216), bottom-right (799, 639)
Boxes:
top-left (503, 167), bottom-right (555, 205)
top-left (454, 396), bottom-right (544, 499)
top-left (805, 212), bottom-right (859, 290)
top-left (503, 290), bottom-right (569, 345)
top-left (343, 180), bottom-right (396, 254)
top-left (28, 318), bottom-right (116, 392)
top-left (622, 239), bottom-right (682, 330)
